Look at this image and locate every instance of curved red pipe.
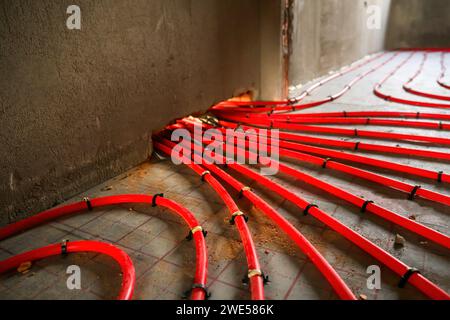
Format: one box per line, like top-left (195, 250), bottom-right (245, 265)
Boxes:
top-left (0, 240), bottom-right (135, 300)
top-left (437, 52), bottom-right (450, 90)
top-left (155, 137), bottom-right (357, 300)
top-left (402, 52), bottom-right (450, 101)
top-left (210, 52), bottom-right (398, 114)
top-left (157, 127), bottom-right (449, 300)
top-left (153, 139), bottom-right (265, 300)
top-left (374, 51), bottom-right (450, 108)
top-left (0, 194), bottom-right (208, 300)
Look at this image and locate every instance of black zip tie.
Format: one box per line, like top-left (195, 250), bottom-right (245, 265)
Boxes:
top-left (328, 95), bottom-right (335, 101)
top-left (416, 112), bottom-right (420, 119)
top-left (439, 121), bottom-right (443, 130)
top-left (354, 142), bottom-right (361, 151)
top-left (242, 270), bottom-right (270, 286)
top-left (408, 186), bottom-right (421, 201)
top-left (238, 186), bottom-right (251, 199)
top-left (366, 118), bottom-right (370, 125)
top-left (61, 239), bottom-right (69, 256)
top-left (83, 197), bottom-right (93, 211)
top-left (292, 105), bottom-right (296, 112)
top-left (152, 193), bottom-right (164, 207)
top-left (343, 111), bottom-right (347, 118)
top-left (186, 226), bottom-right (208, 241)
top-left (229, 211), bottom-right (249, 225)
top-left (361, 200), bottom-right (374, 213)
top-left (303, 204), bottom-right (318, 216)
top-left (270, 121), bottom-right (274, 129)
top-left (437, 171), bottom-right (443, 183)
top-left (398, 268), bottom-right (420, 288)
top-left (182, 283), bottom-right (211, 300)
top-left (322, 158), bottom-right (331, 169)
top-left (354, 129), bottom-right (359, 137)
top-left (201, 171), bottom-right (210, 182)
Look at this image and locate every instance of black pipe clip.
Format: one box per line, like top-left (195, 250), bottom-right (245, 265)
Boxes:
top-left (303, 204), bottom-right (318, 216)
top-left (354, 142), bottom-right (361, 151)
top-left (238, 186), bottom-right (251, 199)
top-left (322, 158), bottom-right (332, 169)
top-left (437, 171), bottom-right (443, 183)
top-left (229, 211), bottom-right (249, 225)
top-left (242, 270), bottom-right (270, 286)
top-left (152, 193), bottom-right (164, 207)
top-left (408, 186), bottom-right (421, 201)
top-left (182, 283), bottom-right (211, 300)
top-left (186, 226), bottom-right (208, 241)
top-left (201, 171), bottom-right (210, 182)
top-left (61, 239), bottom-right (69, 256)
top-left (361, 200), bottom-right (374, 213)
top-left (83, 197), bottom-right (93, 211)
top-left (398, 268), bottom-right (421, 288)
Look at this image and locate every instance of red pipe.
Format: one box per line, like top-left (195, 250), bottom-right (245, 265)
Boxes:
top-left (153, 140), bottom-right (265, 300)
top-left (402, 52), bottom-right (450, 101)
top-left (0, 240), bottom-right (135, 300)
top-left (179, 120), bottom-right (450, 250)
top-left (214, 113), bottom-right (450, 146)
top-left (210, 52), bottom-right (398, 114)
top-left (274, 111), bottom-right (450, 121)
top-left (155, 137), bottom-right (357, 300)
top-left (190, 120), bottom-right (450, 185)
top-left (374, 52), bottom-right (450, 108)
top-left (159, 126), bottom-right (449, 300)
top-left (218, 120), bottom-right (450, 162)
top-left (198, 125), bottom-right (450, 207)
top-left (217, 112), bottom-right (450, 131)
top-left (438, 52), bottom-right (450, 90)
top-left (0, 194), bottom-right (208, 300)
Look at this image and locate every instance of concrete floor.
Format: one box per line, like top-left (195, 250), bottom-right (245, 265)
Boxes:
top-left (1, 51), bottom-right (449, 300)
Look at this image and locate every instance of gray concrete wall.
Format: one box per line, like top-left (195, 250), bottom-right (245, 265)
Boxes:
top-left (290, 0), bottom-right (391, 85)
top-left (0, 0), bottom-right (282, 224)
top-left (385, 0), bottom-right (450, 49)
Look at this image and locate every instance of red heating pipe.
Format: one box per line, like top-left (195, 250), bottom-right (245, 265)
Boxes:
top-left (153, 139), bottom-right (265, 300)
top-left (438, 52), bottom-right (450, 90)
top-left (161, 127), bottom-right (449, 300)
top-left (178, 120), bottom-right (449, 250)
top-left (403, 52), bottom-right (450, 101)
top-left (195, 124), bottom-right (450, 207)
top-left (187, 119), bottom-right (449, 185)
top-left (0, 194), bottom-right (208, 300)
top-left (374, 51), bottom-right (450, 108)
top-left (0, 240), bottom-right (135, 300)
top-left (155, 137), bottom-right (357, 300)
top-left (216, 112), bottom-right (450, 131)
top-left (211, 52), bottom-right (398, 114)
top-left (214, 113), bottom-right (450, 146)
top-left (218, 120), bottom-right (450, 162)
top-left (273, 111), bottom-right (450, 121)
